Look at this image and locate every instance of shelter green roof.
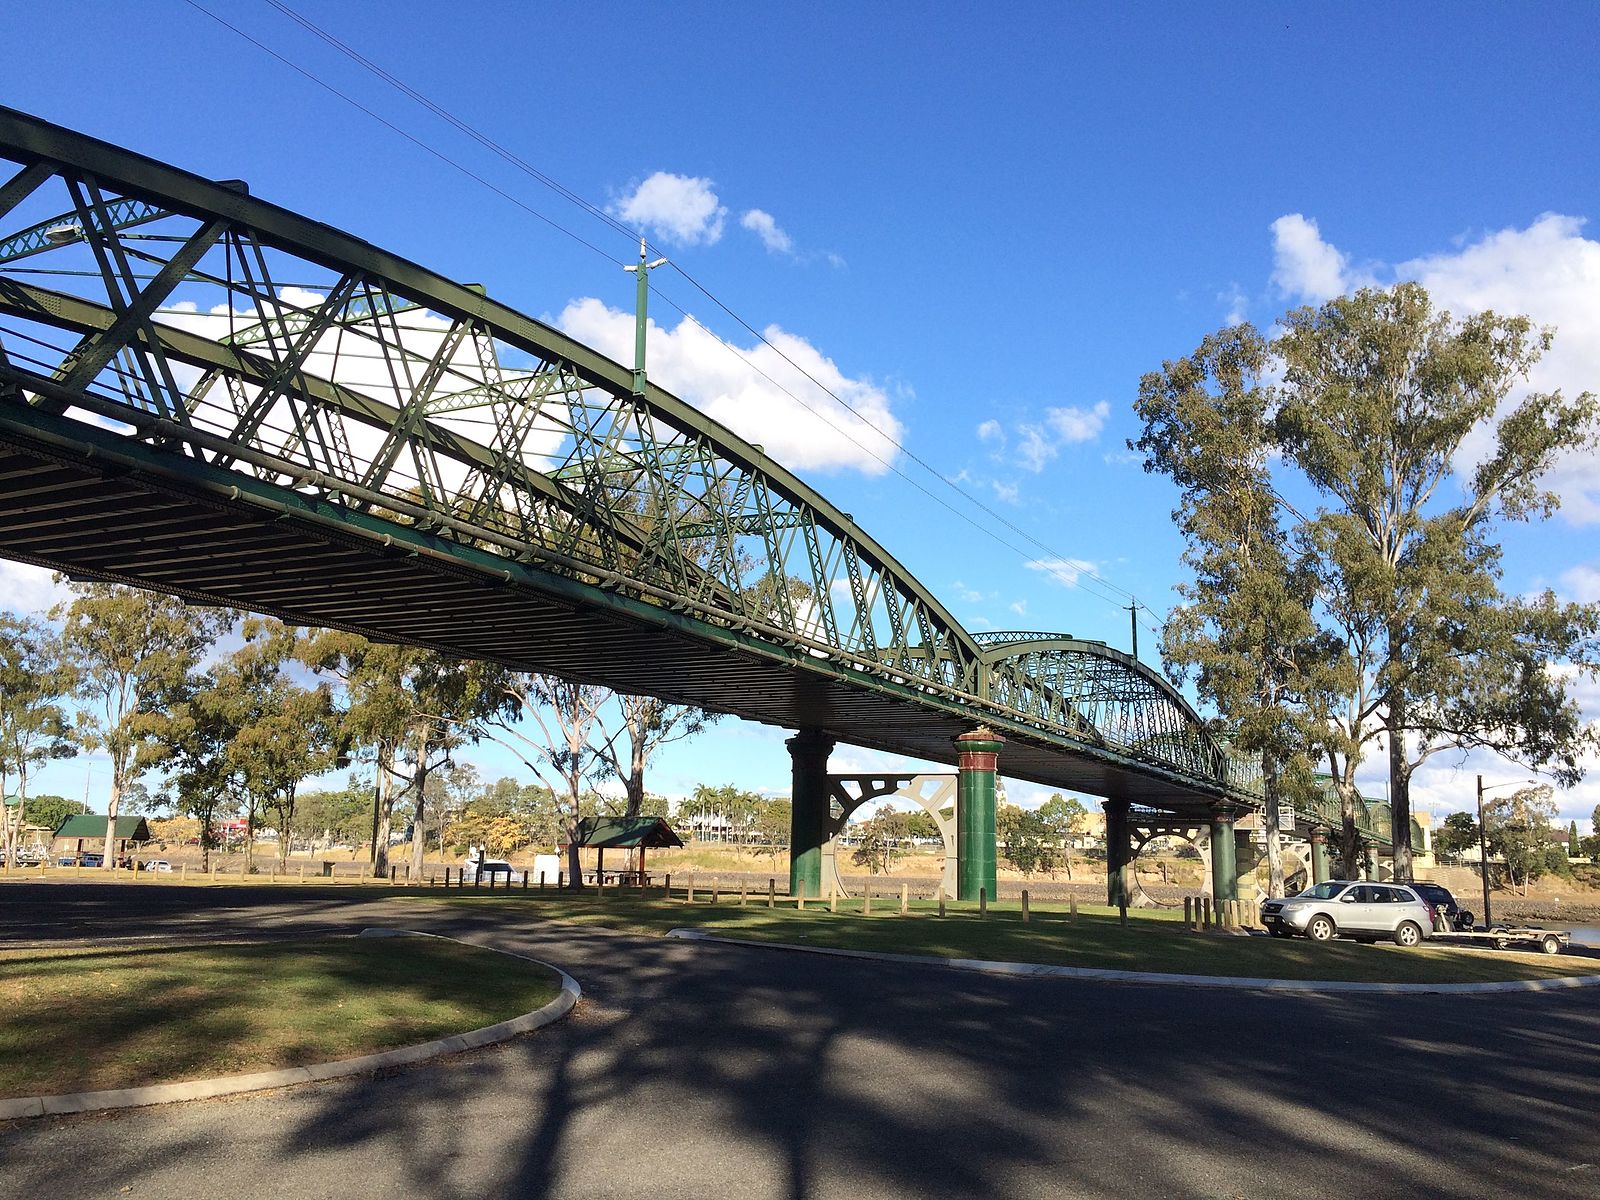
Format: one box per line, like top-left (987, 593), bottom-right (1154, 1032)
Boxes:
top-left (570, 816), bottom-right (683, 849)
top-left (53, 814), bottom-right (151, 841)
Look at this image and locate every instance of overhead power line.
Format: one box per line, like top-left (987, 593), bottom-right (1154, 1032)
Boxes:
top-left (180, 0), bottom-right (1165, 638)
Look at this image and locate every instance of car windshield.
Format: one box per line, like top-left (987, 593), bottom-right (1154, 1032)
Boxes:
top-left (1296, 882), bottom-right (1348, 900)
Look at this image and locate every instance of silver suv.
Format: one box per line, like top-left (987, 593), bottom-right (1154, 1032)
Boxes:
top-left (1260, 881), bottom-right (1434, 947)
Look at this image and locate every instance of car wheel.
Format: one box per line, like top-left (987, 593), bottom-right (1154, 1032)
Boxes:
top-left (1541, 935), bottom-right (1562, 955)
top-left (1393, 921), bottom-right (1422, 948)
top-left (1306, 915), bottom-right (1336, 942)
top-left (1493, 935), bottom-right (1510, 951)
top-left (1268, 926), bottom-right (1288, 938)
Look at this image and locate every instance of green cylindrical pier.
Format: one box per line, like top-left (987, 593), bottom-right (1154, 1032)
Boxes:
top-left (1209, 804), bottom-right (1239, 903)
top-left (787, 729), bottom-right (834, 900)
top-left (954, 728), bottom-right (1003, 902)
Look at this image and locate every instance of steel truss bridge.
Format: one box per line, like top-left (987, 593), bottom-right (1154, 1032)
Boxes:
top-left (0, 108), bottom-right (1386, 852)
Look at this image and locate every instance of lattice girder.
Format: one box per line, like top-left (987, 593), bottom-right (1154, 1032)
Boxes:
top-left (0, 107), bottom-right (1266, 811)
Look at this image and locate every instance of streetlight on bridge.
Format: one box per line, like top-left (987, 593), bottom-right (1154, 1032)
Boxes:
top-left (1475, 775), bottom-right (1536, 931)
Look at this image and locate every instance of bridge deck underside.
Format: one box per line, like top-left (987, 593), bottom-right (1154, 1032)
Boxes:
top-left (0, 428), bottom-right (1226, 814)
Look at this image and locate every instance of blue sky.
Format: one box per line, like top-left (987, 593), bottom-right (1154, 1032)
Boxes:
top-left (5, 1), bottom-right (1600, 828)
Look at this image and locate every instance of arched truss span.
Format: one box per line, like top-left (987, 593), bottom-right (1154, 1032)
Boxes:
top-left (0, 107), bottom-right (1249, 808)
top-left (973, 632), bottom-right (1254, 790)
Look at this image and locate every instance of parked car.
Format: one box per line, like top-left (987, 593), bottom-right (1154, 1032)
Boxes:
top-left (462, 856), bottom-right (522, 884)
top-left (1404, 880), bottom-right (1472, 931)
top-left (1260, 881), bottom-right (1435, 947)
top-left (142, 859), bottom-right (173, 873)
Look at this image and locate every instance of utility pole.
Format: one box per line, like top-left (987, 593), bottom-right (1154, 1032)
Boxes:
top-left (623, 236), bottom-right (668, 396)
top-left (1475, 774), bottom-right (1491, 931)
top-left (1127, 600), bottom-right (1139, 661)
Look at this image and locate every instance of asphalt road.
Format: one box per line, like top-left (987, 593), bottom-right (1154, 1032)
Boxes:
top-left (2, 884), bottom-right (1598, 1199)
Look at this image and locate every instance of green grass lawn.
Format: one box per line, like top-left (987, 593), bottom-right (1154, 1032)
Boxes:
top-left (414, 887), bottom-right (1600, 984)
top-left (0, 936), bottom-right (562, 1099)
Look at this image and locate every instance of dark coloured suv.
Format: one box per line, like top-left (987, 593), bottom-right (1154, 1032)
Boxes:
top-left (1406, 881), bottom-right (1473, 931)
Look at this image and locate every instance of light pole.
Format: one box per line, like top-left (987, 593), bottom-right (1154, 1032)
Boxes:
top-left (623, 236), bottom-right (668, 396)
top-left (1475, 775), bottom-right (1535, 931)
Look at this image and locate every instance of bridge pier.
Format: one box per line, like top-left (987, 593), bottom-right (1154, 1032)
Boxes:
top-left (954, 728), bottom-right (1003, 902)
top-left (787, 730), bottom-right (835, 899)
top-left (1104, 799), bottom-right (1132, 909)
top-left (1209, 803), bottom-right (1241, 903)
top-left (1309, 827), bottom-right (1330, 884)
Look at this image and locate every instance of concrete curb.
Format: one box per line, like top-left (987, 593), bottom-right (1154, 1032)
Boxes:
top-left (0, 928), bottom-right (580, 1121)
top-left (665, 928), bottom-right (1600, 995)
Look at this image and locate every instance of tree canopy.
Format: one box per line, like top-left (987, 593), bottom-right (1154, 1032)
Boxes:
top-left (1135, 283), bottom-right (1600, 880)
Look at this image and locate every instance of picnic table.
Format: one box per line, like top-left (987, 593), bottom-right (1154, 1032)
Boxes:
top-left (583, 869), bottom-right (653, 887)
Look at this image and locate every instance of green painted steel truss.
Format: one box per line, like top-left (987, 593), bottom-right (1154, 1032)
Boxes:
top-left (0, 107), bottom-right (1266, 813)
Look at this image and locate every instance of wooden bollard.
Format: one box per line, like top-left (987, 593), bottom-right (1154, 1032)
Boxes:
top-left (828, 889), bottom-right (837, 913)
top-left (181, 864), bottom-right (188, 883)
top-left (938, 891), bottom-right (946, 918)
top-left (1069, 895), bottom-right (1077, 921)
top-left (1202, 897), bottom-right (1212, 930)
top-left (1184, 896), bottom-right (1193, 930)
top-left (1021, 890), bottom-right (1031, 923)
top-left (900, 883), bottom-right (908, 915)
top-left (1118, 902), bottom-right (1127, 927)
top-left (863, 887), bottom-right (872, 916)
top-left (686, 875), bottom-right (695, 904)
top-left (740, 882), bottom-right (747, 907)
top-left (299, 864), bottom-right (305, 883)
top-left (979, 887), bottom-right (988, 918)
top-left (712, 879), bottom-right (719, 904)
top-left (522, 870), bottom-right (528, 890)
top-left (663, 872), bottom-right (671, 898)
top-left (797, 890), bottom-right (806, 911)
top-left (768, 878), bottom-right (776, 908)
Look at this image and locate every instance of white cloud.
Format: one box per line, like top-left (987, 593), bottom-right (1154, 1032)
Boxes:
top-left (740, 209), bottom-right (793, 255)
top-left (611, 172), bottom-right (727, 247)
top-left (1016, 426), bottom-right (1055, 472)
top-left (1560, 563), bottom-right (1600, 603)
top-left (1219, 283), bottom-right (1248, 325)
top-left (990, 402), bottom-right (1110, 475)
top-left (1271, 214), bottom-right (1360, 303)
top-left (990, 480), bottom-right (1019, 503)
top-left (1025, 557), bottom-right (1098, 589)
top-left (1009, 599), bottom-right (1028, 617)
top-left (556, 298), bottom-right (904, 475)
top-left (0, 560), bottom-right (69, 614)
top-left (1045, 401), bottom-right (1109, 444)
top-left (951, 580), bottom-right (985, 604)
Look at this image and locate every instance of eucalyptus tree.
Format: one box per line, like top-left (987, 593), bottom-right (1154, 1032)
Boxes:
top-left (224, 623), bottom-right (343, 872)
top-left (482, 674), bottom-right (611, 886)
top-left (1137, 285), bottom-right (1600, 882)
top-left (1273, 283), bottom-right (1600, 879)
top-left (293, 630), bottom-right (513, 879)
top-left (0, 613), bottom-right (77, 859)
top-left (596, 694), bottom-right (716, 821)
top-left (397, 655), bottom-right (517, 879)
top-left (1133, 325), bottom-right (1329, 895)
top-left (156, 672), bottom-right (241, 872)
top-left (55, 584), bottom-right (227, 868)
top-left (292, 631), bottom-right (417, 877)
top-left (1036, 794), bottom-right (1087, 879)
